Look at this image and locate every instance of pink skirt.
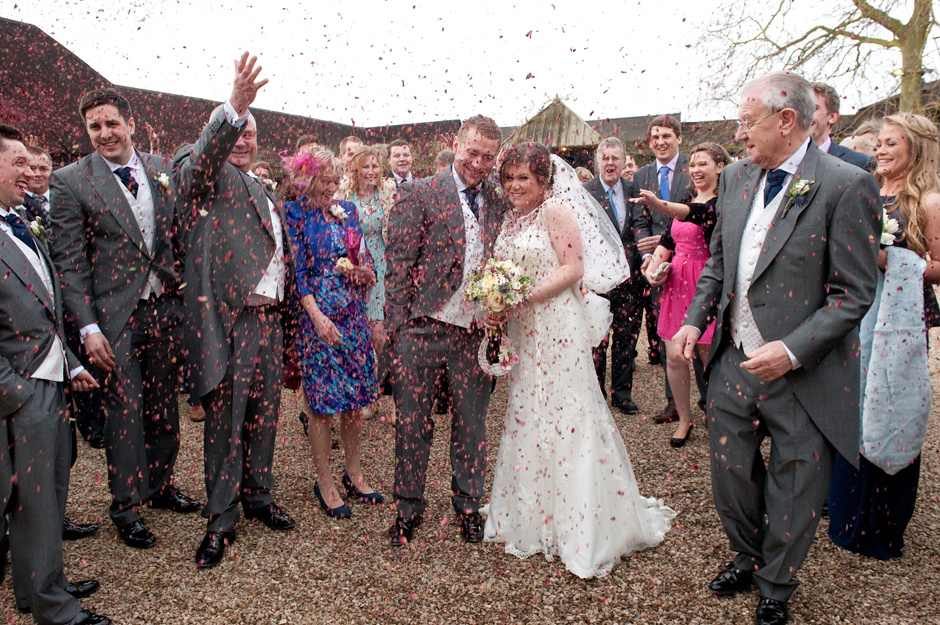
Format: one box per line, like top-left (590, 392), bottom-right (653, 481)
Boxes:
top-left (657, 253), bottom-right (715, 345)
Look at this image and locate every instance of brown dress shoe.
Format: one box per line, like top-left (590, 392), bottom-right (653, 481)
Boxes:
top-left (653, 405), bottom-right (679, 424)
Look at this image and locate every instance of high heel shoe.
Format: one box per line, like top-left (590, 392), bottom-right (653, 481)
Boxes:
top-left (314, 482), bottom-right (351, 518)
top-left (341, 472), bottom-right (384, 504)
top-left (670, 424), bottom-right (694, 448)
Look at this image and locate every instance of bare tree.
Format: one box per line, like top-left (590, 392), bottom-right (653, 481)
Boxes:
top-left (700, 0), bottom-right (938, 113)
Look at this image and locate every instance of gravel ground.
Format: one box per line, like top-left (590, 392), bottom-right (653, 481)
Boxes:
top-left (3, 331), bottom-right (939, 624)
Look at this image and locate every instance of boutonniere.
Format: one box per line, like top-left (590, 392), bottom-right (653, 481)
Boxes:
top-left (329, 203), bottom-right (349, 221)
top-left (156, 172), bottom-right (171, 190)
top-left (781, 178), bottom-right (814, 218)
top-left (881, 209), bottom-right (900, 246)
top-left (265, 179), bottom-right (278, 192)
top-left (28, 215), bottom-right (47, 243)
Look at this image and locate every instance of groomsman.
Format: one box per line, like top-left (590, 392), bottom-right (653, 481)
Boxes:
top-left (50, 88), bottom-right (201, 551)
top-left (386, 139), bottom-right (414, 186)
top-left (583, 137), bottom-right (645, 413)
top-left (673, 71), bottom-right (881, 625)
top-left (632, 116), bottom-right (703, 423)
top-left (809, 82), bottom-right (877, 172)
top-left (621, 153), bottom-right (638, 182)
top-left (174, 53), bottom-right (295, 569)
top-left (0, 124), bottom-right (109, 625)
top-left (23, 146), bottom-right (52, 219)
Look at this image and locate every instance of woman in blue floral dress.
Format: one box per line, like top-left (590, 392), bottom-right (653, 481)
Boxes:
top-left (283, 151), bottom-right (382, 518)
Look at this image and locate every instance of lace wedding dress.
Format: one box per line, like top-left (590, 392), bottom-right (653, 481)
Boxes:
top-left (483, 202), bottom-right (676, 579)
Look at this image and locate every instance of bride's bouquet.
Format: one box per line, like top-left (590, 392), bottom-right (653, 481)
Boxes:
top-left (464, 258), bottom-right (532, 376)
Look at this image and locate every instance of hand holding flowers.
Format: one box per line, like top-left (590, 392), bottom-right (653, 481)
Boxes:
top-left (464, 258), bottom-right (532, 376)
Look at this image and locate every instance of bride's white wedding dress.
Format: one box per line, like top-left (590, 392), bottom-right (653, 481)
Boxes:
top-left (483, 202), bottom-right (676, 579)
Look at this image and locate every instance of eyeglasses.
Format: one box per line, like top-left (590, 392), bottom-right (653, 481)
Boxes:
top-left (736, 110), bottom-right (781, 133)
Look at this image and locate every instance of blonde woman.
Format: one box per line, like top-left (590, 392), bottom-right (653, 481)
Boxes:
top-left (828, 113), bottom-right (940, 559)
top-left (342, 145), bottom-right (398, 422)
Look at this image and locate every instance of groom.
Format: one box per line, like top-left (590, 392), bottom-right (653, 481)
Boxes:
top-left (385, 115), bottom-right (509, 546)
top-left (673, 71), bottom-right (881, 625)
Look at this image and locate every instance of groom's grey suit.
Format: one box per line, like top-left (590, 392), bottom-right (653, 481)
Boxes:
top-left (0, 219), bottom-right (85, 625)
top-left (385, 167), bottom-right (509, 520)
top-left (685, 141), bottom-right (881, 601)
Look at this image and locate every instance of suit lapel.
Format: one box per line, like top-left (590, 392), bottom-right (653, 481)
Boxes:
top-left (241, 171), bottom-right (275, 241)
top-left (481, 178), bottom-right (504, 253)
top-left (138, 153), bottom-right (169, 258)
top-left (590, 179), bottom-right (622, 237)
top-left (724, 162), bottom-right (763, 286)
top-left (0, 229), bottom-right (54, 314)
top-left (441, 168), bottom-right (466, 249)
top-left (90, 153), bottom-right (147, 252)
top-left (751, 147), bottom-right (822, 284)
top-left (673, 153), bottom-right (694, 203)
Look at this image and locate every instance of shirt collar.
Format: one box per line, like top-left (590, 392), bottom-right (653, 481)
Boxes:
top-left (101, 151), bottom-right (141, 173)
top-left (776, 137), bottom-right (812, 176)
top-left (817, 136), bottom-right (832, 154)
top-left (394, 171), bottom-right (411, 184)
top-left (452, 166), bottom-right (472, 195)
top-left (600, 178), bottom-right (621, 195)
top-left (657, 152), bottom-right (680, 173)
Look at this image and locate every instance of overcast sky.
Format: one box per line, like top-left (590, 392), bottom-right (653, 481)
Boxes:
top-left (1, 0), bottom-right (931, 128)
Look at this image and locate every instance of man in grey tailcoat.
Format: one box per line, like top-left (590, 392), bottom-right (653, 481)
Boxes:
top-left (384, 115), bottom-right (509, 546)
top-left (50, 88), bottom-right (201, 551)
top-left (0, 124), bottom-right (109, 625)
top-left (673, 71), bottom-right (881, 625)
top-left (174, 53), bottom-right (295, 569)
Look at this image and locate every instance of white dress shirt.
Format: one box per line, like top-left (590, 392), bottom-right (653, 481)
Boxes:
top-left (730, 138), bottom-right (811, 370)
top-left (0, 207), bottom-right (81, 381)
top-left (431, 168), bottom-right (484, 329)
top-left (393, 172), bottom-right (413, 186)
top-left (817, 136), bottom-right (832, 154)
top-left (656, 152), bottom-right (680, 199)
top-left (600, 179), bottom-right (626, 229)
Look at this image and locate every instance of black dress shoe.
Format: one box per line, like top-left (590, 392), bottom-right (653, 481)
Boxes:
top-left (245, 502), bottom-right (295, 530)
top-left (68, 609), bottom-right (111, 625)
top-left (388, 515), bottom-right (422, 546)
top-left (653, 404), bottom-right (680, 424)
top-left (87, 432), bottom-right (106, 449)
top-left (63, 517), bottom-right (99, 541)
top-left (709, 562), bottom-right (754, 595)
top-left (67, 579), bottom-right (100, 599)
top-left (610, 397), bottom-right (639, 414)
top-left (195, 531), bottom-right (236, 569)
top-left (148, 485), bottom-right (202, 513)
top-left (115, 519), bottom-right (156, 549)
top-left (755, 597), bottom-right (788, 625)
top-left (459, 512), bottom-right (485, 543)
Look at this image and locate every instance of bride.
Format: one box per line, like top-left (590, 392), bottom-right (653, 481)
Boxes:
top-left (482, 142), bottom-right (676, 578)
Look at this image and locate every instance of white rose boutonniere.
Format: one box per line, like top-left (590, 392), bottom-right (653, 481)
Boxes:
top-left (881, 209), bottom-right (900, 246)
top-left (28, 216), bottom-right (47, 243)
top-left (781, 178), bottom-right (814, 218)
top-left (156, 172), bottom-right (171, 190)
top-left (330, 203), bottom-right (348, 221)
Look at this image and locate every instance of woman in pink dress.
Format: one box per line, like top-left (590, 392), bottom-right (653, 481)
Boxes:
top-left (638, 143), bottom-right (731, 447)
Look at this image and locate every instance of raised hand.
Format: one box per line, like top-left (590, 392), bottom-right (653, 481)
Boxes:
top-left (230, 51), bottom-right (269, 116)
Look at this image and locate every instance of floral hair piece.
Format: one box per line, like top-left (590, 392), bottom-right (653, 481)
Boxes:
top-left (279, 150), bottom-right (330, 178)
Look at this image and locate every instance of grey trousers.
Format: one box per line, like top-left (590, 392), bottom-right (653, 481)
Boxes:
top-left (103, 294), bottom-right (184, 525)
top-left (0, 380), bottom-right (81, 625)
top-left (707, 341), bottom-right (833, 602)
top-left (201, 307), bottom-right (281, 533)
top-left (392, 317), bottom-right (491, 520)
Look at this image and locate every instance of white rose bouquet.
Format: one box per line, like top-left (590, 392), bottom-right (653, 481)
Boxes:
top-left (881, 209), bottom-right (900, 246)
top-left (464, 258), bottom-right (532, 376)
